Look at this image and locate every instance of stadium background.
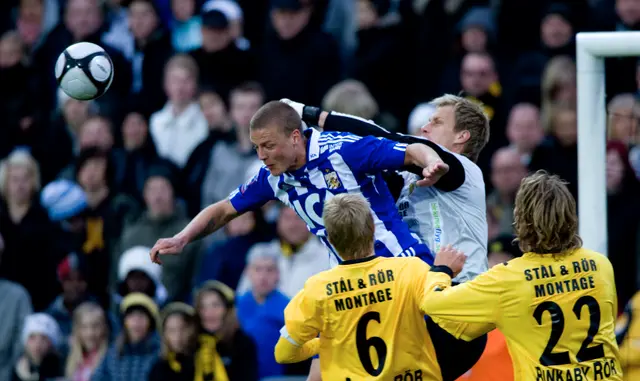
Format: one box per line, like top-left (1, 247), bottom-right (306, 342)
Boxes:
top-left (0, 0), bottom-right (639, 380)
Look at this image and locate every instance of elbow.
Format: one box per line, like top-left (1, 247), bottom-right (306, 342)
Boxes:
top-left (274, 340), bottom-right (295, 364)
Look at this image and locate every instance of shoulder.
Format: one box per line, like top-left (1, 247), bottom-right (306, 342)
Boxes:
top-left (0, 280), bottom-right (31, 304)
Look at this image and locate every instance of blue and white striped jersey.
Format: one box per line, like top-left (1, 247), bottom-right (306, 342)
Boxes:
top-left (228, 128), bottom-right (432, 265)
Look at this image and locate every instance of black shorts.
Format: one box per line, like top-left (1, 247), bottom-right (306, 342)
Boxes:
top-left (426, 315), bottom-right (487, 381)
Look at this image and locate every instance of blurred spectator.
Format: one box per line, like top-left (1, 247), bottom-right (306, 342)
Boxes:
top-left (102, 0), bottom-right (134, 58)
top-left (322, 79), bottom-right (398, 131)
top-left (259, 0), bottom-right (341, 105)
top-left (0, 150), bottom-right (59, 311)
top-left (189, 6), bottom-right (256, 101)
top-left (236, 249), bottom-right (289, 379)
top-left (505, 103), bottom-right (544, 166)
top-left (40, 179), bottom-right (89, 256)
top-left (540, 55), bottom-right (577, 117)
top-left (118, 167), bottom-right (202, 302)
top-left (148, 302), bottom-right (198, 381)
top-left (194, 83), bottom-right (262, 214)
top-left (170, 0), bottom-right (202, 52)
top-left (14, 0), bottom-right (59, 54)
top-left (127, 0), bottom-right (174, 116)
top-left (194, 281), bottom-right (258, 381)
top-left (13, 313), bottom-right (63, 381)
top-left (112, 110), bottom-right (177, 202)
top-left (92, 293), bottom-right (160, 381)
top-left (115, 246), bottom-right (168, 312)
top-left (607, 93), bottom-right (640, 145)
top-left (606, 141), bottom-right (640, 308)
top-left (529, 102), bottom-right (578, 198)
top-left (64, 302), bottom-right (110, 381)
top-left (150, 54), bottom-right (208, 168)
top-left (486, 147), bottom-right (527, 237)
top-left (183, 88), bottom-right (233, 216)
top-left (237, 206), bottom-right (330, 298)
top-left (203, 0), bottom-right (251, 51)
top-left (33, 0), bottom-right (132, 114)
top-left (0, 231), bottom-right (33, 381)
top-left (351, 0), bottom-right (407, 121)
top-left (46, 253), bottom-right (99, 341)
top-left (198, 209), bottom-right (275, 289)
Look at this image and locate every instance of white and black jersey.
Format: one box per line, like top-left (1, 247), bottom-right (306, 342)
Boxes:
top-left (321, 112), bottom-right (489, 282)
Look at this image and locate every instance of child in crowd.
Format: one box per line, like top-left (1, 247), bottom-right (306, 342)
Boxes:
top-left (64, 302), bottom-right (109, 381)
top-left (12, 313), bottom-right (63, 381)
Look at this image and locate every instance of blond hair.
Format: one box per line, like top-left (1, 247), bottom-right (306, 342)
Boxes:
top-left (543, 101), bottom-right (576, 134)
top-left (0, 149), bottom-right (41, 200)
top-left (514, 171), bottom-right (582, 254)
top-left (164, 54), bottom-right (199, 82)
top-left (323, 194), bottom-right (375, 260)
top-left (430, 94), bottom-right (490, 162)
top-left (322, 80), bottom-right (379, 120)
top-left (541, 55), bottom-right (576, 124)
top-left (65, 302), bottom-right (109, 379)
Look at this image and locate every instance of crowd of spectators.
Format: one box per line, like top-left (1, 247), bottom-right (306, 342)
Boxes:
top-left (0, 0), bottom-right (639, 380)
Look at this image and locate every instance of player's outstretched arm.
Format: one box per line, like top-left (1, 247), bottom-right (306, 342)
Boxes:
top-left (150, 199), bottom-right (238, 264)
top-left (405, 143), bottom-right (450, 187)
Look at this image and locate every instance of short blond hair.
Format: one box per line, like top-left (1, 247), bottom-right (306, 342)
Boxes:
top-left (164, 54), bottom-right (199, 82)
top-left (0, 150), bottom-right (41, 199)
top-left (323, 194), bottom-right (375, 259)
top-left (322, 80), bottom-right (379, 120)
top-left (431, 94), bottom-right (490, 162)
top-left (514, 171), bottom-right (582, 254)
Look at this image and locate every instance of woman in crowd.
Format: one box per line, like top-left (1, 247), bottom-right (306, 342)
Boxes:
top-left (91, 293), bottom-right (160, 381)
top-left (12, 313), bottom-right (63, 381)
top-left (65, 302), bottom-right (110, 381)
top-left (148, 302), bottom-right (198, 381)
top-left (194, 281), bottom-right (258, 381)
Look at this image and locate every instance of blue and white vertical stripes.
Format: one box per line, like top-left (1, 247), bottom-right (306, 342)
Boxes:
top-left (229, 128), bottom-right (432, 265)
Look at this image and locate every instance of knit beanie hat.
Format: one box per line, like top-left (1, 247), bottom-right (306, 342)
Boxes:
top-left (40, 179), bottom-right (88, 222)
top-left (22, 313), bottom-right (62, 348)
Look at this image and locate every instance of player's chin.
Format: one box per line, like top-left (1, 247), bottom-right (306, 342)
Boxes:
top-left (266, 165), bottom-right (283, 176)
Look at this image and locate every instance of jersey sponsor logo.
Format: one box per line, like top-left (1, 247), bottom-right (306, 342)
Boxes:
top-left (323, 169), bottom-right (342, 190)
top-left (430, 202), bottom-right (443, 252)
top-left (320, 142), bottom-right (343, 154)
top-left (240, 174), bottom-right (258, 194)
top-left (290, 190), bottom-right (335, 230)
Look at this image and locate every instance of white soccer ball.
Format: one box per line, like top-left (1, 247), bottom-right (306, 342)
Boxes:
top-left (55, 42), bottom-right (114, 101)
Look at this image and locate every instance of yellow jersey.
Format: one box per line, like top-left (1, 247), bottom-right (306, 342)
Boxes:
top-left (281, 255), bottom-right (442, 381)
top-left (615, 291), bottom-right (640, 380)
top-left (421, 247), bottom-right (622, 381)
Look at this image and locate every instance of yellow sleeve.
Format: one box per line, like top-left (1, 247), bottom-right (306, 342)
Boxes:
top-left (282, 284), bottom-right (323, 345)
top-left (409, 261), bottom-right (495, 340)
top-left (274, 337), bottom-right (320, 364)
top-left (420, 267), bottom-right (502, 324)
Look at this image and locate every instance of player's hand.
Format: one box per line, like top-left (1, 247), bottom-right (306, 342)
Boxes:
top-left (417, 160), bottom-right (449, 187)
top-left (280, 98), bottom-right (305, 118)
top-left (434, 244), bottom-right (467, 277)
top-left (150, 236), bottom-right (187, 264)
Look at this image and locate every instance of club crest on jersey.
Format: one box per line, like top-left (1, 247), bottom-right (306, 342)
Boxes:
top-left (323, 169), bottom-right (342, 190)
top-left (409, 182), bottom-right (417, 195)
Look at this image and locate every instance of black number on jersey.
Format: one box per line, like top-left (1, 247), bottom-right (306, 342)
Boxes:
top-left (534, 295), bottom-right (605, 366)
top-left (355, 311), bottom-right (387, 376)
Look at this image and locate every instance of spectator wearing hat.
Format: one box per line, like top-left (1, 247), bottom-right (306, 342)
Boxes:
top-left (188, 6), bottom-right (256, 102)
top-left (259, 0), bottom-right (342, 105)
top-left (0, 231), bottom-right (33, 381)
top-left (127, 0), bottom-right (175, 116)
top-left (457, 234), bottom-right (519, 381)
top-left (92, 293), bottom-right (161, 381)
top-left (0, 149), bottom-right (59, 311)
top-left (202, 0), bottom-right (251, 51)
top-left (194, 281), bottom-right (258, 381)
top-left (148, 302), bottom-right (199, 381)
top-left (12, 313), bottom-right (64, 381)
top-left (236, 249), bottom-right (290, 379)
top-left (114, 246), bottom-right (168, 313)
top-left (118, 166), bottom-right (202, 302)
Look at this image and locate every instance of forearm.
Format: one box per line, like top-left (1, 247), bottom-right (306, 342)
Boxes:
top-left (175, 201), bottom-right (236, 243)
top-left (405, 143), bottom-right (442, 168)
top-left (274, 337), bottom-right (320, 364)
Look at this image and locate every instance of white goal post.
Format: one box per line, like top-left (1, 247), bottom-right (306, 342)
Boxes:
top-left (576, 31), bottom-right (640, 257)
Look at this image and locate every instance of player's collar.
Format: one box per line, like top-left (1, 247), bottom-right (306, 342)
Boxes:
top-left (339, 255), bottom-right (378, 266)
top-left (304, 128), bottom-right (321, 162)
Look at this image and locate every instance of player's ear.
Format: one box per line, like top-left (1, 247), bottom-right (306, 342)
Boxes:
top-left (455, 130), bottom-right (471, 145)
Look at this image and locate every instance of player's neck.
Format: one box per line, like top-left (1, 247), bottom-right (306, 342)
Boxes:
top-left (290, 136), bottom-right (309, 171)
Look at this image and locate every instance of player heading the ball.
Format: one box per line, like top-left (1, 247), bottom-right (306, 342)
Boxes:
top-left (274, 193), bottom-right (467, 380)
top-left (421, 171), bottom-right (622, 381)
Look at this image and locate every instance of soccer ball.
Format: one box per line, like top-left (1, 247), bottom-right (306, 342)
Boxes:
top-left (55, 42), bottom-right (114, 101)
